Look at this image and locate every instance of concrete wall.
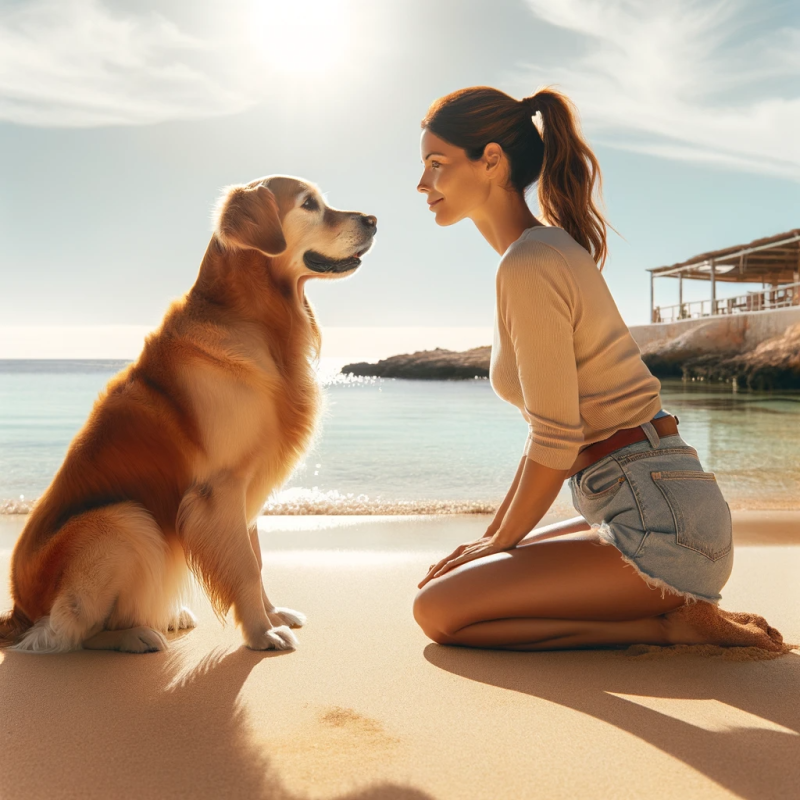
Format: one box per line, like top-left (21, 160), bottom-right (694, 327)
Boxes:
top-left (629, 306), bottom-right (800, 353)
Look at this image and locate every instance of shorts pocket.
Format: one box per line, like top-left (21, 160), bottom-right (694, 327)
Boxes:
top-left (577, 458), bottom-right (627, 499)
top-left (571, 458), bottom-right (632, 525)
top-left (651, 470), bottom-right (732, 561)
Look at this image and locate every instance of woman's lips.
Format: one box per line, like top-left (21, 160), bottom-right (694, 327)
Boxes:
top-left (428, 198), bottom-right (443, 210)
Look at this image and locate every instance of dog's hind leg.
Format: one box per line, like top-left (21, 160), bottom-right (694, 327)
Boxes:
top-left (178, 475), bottom-right (297, 651)
top-left (248, 525), bottom-right (306, 629)
top-left (14, 503), bottom-right (174, 654)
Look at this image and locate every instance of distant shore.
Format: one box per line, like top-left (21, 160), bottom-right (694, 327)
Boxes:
top-left (342, 346), bottom-right (490, 380)
top-left (342, 320), bottom-right (800, 389)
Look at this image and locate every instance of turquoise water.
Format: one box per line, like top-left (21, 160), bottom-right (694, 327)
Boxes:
top-left (1, 359), bottom-right (799, 514)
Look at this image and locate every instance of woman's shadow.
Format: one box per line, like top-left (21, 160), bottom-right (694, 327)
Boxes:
top-left (0, 642), bottom-right (432, 800)
top-left (425, 644), bottom-right (800, 800)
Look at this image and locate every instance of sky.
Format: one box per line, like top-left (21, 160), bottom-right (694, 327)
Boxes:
top-left (0, 0), bottom-right (798, 358)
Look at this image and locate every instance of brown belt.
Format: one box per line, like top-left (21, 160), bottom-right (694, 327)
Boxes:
top-left (567, 414), bottom-right (681, 479)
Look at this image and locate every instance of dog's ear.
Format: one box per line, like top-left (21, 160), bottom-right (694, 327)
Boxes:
top-left (214, 184), bottom-right (287, 256)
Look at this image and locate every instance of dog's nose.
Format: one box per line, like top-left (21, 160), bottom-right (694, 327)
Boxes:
top-left (360, 214), bottom-right (377, 229)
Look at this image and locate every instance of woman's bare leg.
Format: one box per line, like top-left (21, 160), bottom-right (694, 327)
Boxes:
top-left (413, 532), bottom-right (689, 650)
top-left (517, 515), bottom-right (593, 546)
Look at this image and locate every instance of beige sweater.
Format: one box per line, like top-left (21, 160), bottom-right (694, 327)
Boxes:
top-left (490, 226), bottom-right (662, 471)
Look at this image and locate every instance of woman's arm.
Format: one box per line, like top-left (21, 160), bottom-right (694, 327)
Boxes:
top-left (491, 457), bottom-right (569, 548)
top-left (487, 458), bottom-right (591, 544)
top-left (483, 456), bottom-right (527, 537)
top-left (418, 457), bottom-right (586, 587)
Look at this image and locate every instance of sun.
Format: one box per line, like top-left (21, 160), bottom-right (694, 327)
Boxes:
top-left (250, 0), bottom-right (354, 75)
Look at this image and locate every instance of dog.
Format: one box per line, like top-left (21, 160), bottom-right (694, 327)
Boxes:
top-left (0, 175), bottom-right (377, 653)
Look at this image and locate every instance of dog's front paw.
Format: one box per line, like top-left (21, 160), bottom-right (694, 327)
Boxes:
top-left (268, 607), bottom-right (307, 629)
top-left (245, 625), bottom-right (298, 651)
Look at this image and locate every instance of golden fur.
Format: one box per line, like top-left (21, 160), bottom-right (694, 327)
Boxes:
top-left (0, 175), bottom-right (376, 653)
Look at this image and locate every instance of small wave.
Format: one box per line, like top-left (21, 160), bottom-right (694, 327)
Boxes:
top-left (319, 371), bottom-right (383, 389)
top-left (0, 490), bottom-right (497, 517)
top-left (1, 498), bottom-right (35, 514)
top-left (263, 488), bottom-right (497, 515)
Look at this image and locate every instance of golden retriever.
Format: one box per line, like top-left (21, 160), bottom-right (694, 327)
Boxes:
top-left (0, 175), bottom-right (376, 653)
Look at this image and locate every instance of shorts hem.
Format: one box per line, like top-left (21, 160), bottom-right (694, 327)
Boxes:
top-left (592, 522), bottom-right (720, 606)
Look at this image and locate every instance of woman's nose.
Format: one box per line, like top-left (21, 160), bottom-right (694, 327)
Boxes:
top-left (417, 177), bottom-right (429, 194)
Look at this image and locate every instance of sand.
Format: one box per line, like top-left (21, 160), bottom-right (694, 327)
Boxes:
top-left (0, 511), bottom-right (798, 800)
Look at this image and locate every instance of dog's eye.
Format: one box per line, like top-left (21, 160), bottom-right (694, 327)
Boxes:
top-left (301, 196), bottom-right (319, 211)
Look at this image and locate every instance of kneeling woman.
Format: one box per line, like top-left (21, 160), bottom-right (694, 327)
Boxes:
top-left (413, 86), bottom-right (776, 652)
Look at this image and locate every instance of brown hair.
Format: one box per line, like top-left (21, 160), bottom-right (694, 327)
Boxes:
top-left (421, 86), bottom-right (608, 268)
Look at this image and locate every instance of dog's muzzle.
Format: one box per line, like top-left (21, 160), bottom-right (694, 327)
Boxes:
top-left (304, 218), bottom-right (377, 274)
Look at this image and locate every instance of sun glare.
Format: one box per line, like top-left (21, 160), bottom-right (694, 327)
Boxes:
top-left (251, 0), bottom-right (354, 74)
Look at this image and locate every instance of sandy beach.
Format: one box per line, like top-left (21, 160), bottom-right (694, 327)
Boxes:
top-left (0, 511), bottom-right (797, 800)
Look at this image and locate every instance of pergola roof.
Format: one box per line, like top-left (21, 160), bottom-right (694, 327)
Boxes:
top-left (647, 229), bottom-right (800, 284)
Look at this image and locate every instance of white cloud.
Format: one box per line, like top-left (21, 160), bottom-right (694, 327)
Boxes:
top-left (0, 0), bottom-right (256, 127)
top-left (519, 0), bottom-right (800, 180)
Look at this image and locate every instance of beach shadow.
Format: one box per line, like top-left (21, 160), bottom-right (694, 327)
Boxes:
top-left (0, 644), bottom-right (432, 800)
top-left (424, 644), bottom-right (800, 800)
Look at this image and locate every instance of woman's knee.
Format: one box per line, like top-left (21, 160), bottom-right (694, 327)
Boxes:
top-left (412, 584), bottom-right (456, 644)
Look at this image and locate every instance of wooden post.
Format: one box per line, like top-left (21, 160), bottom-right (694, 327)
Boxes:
top-left (678, 272), bottom-right (683, 318)
top-left (710, 259), bottom-right (716, 315)
top-left (650, 271), bottom-right (655, 322)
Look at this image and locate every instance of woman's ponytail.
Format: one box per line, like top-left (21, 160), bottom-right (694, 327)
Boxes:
top-left (527, 88), bottom-right (608, 269)
top-left (423, 85), bottom-right (609, 268)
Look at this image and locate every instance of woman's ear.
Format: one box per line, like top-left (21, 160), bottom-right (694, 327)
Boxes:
top-left (214, 184), bottom-right (287, 256)
top-left (482, 142), bottom-right (506, 182)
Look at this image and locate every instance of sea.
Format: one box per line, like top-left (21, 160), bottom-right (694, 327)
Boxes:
top-left (1, 359), bottom-right (799, 516)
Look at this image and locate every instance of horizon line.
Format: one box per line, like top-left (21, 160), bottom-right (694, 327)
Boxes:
top-left (0, 325), bottom-right (495, 361)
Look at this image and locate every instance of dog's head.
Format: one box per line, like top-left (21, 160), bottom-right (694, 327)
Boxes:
top-left (213, 175), bottom-right (377, 281)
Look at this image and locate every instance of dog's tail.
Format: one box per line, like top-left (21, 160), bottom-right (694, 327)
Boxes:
top-left (0, 607), bottom-right (32, 647)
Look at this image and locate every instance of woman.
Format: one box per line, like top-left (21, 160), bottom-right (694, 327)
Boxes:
top-left (412, 86), bottom-right (783, 652)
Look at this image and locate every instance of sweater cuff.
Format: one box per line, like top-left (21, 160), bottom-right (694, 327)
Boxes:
top-left (523, 431), bottom-right (581, 472)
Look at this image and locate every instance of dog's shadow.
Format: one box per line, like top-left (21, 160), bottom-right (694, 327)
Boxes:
top-left (425, 644), bottom-right (800, 800)
top-left (0, 644), bottom-right (432, 800)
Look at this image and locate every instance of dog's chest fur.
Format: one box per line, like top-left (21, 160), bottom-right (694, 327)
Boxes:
top-left (179, 325), bottom-right (320, 515)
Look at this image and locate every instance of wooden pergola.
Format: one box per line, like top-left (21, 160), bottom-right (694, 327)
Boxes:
top-left (647, 229), bottom-right (800, 323)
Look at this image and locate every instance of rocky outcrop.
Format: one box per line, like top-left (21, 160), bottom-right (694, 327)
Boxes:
top-left (342, 322), bottom-right (800, 390)
top-left (641, 321), bottom-right (744, 378)
top-left (342, 346), bottom-right (491, 380)
top-left (678, 322), bottom-right (800, 390)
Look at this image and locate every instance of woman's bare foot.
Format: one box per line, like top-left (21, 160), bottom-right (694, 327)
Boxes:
top-left (662, 601), bottom-right (786, 651)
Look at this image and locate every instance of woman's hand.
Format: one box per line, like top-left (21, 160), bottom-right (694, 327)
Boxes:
top-left (418, 535), bottom-right (512, 589)
top-left (416, 459), bottom-right (568, 589)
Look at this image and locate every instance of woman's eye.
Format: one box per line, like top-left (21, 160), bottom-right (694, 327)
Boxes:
top-left (302, 196), bottom-right (318, 210)
top-left (431, 161), bottom-right (441, 169)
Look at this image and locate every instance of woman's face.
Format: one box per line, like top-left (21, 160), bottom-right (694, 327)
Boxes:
top-left (417, 129), bottom-right (491, 226)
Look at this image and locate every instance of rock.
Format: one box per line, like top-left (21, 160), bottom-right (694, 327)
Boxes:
top-left (341, 346), bottom-right (491, 380)
top-left (344, 322), bottom-right (800, 389)
top-left (680, 321), bottom-right (800, 390)
top-left (641, 321), bottom-right (743, 378)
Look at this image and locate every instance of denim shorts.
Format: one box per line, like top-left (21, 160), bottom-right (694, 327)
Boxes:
top-left (568, 427), bottom-right (734, 604)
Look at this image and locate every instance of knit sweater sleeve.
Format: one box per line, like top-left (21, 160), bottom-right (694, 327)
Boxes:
top-left (496, 242), bottom-right (584, 470)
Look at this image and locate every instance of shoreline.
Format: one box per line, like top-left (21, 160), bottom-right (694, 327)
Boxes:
top-left (3, 509), bottom-right (799, 550)
top-left (4, 498), bottom-right (800, 516)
